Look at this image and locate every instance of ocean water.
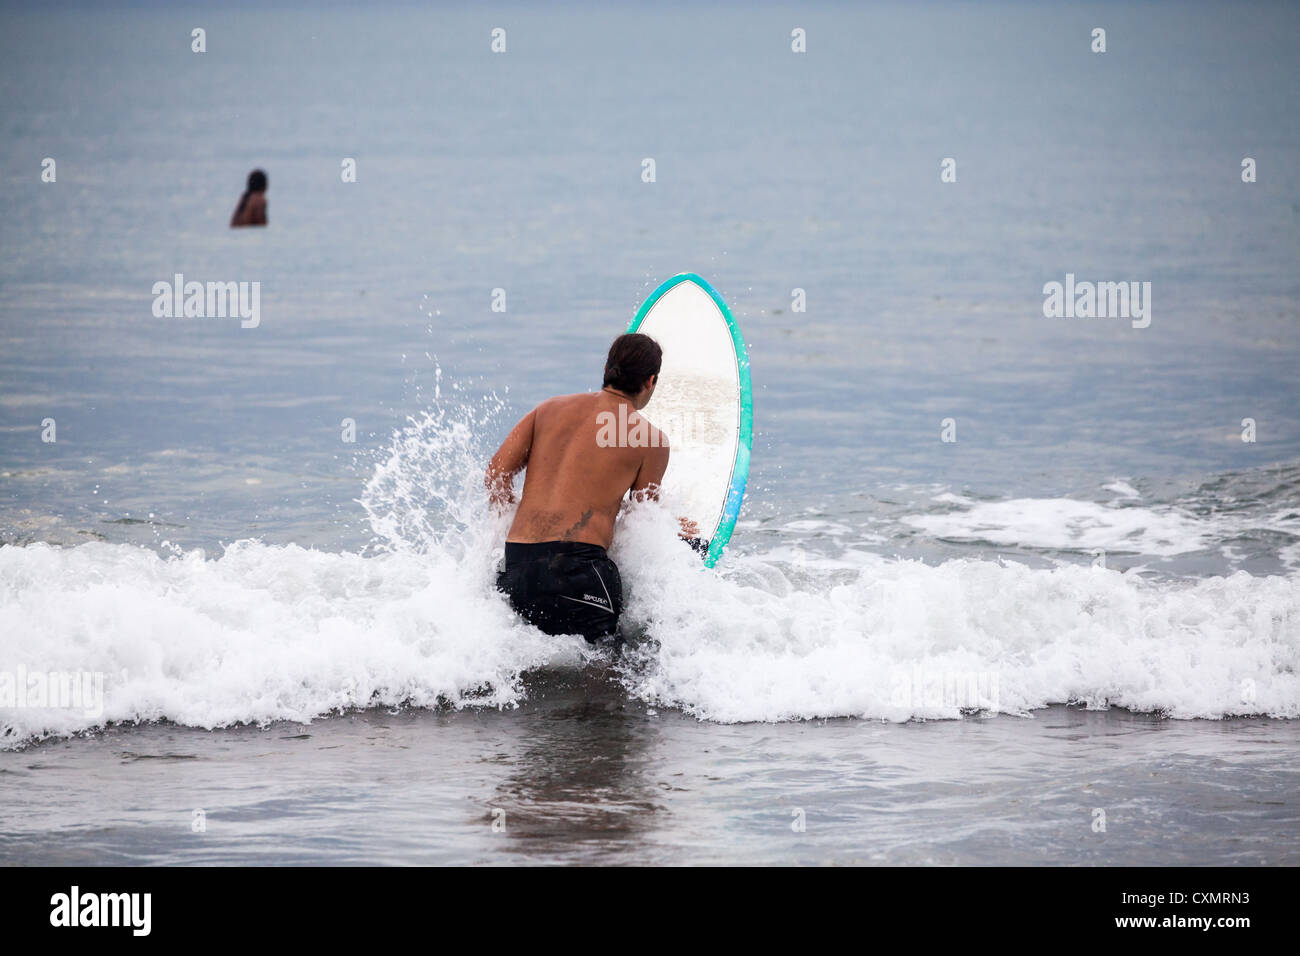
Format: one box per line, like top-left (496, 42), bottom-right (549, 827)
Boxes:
top-left (1, 1), bottom-right (1299, 864)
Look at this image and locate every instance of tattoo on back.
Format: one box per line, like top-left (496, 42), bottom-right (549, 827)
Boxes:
top-left (561, 509), bottom-right (594, 541)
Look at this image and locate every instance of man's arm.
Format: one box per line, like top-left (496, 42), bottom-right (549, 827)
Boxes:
top-left (629, 432), bottom-right (669, 502)
top-left (629, 433), bottom-right (698, 538)
top-left (485, 409), bottom-right (535, 510)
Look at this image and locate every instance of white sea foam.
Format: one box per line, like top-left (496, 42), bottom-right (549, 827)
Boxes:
top-left (2, 404), bottom-right (1298, 747)
top-left (616, 505), bottom-right (1300, 722)
top-left (0, 539), bottom-right (585, 747)
top-left (904, 497), bottom-right (1210, 556)
top-left (1103, 479), bottom-right (1141, 499)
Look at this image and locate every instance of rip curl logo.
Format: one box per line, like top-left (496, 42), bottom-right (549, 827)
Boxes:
top-left (582, 593), bottom-right (610, 606)
top-left (151, 273), bottom-right (261, 328)
top-left (49, 886), bottom-right (151, 937)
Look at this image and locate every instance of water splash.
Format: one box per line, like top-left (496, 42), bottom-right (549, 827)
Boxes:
top-left (3, 388), bottom-right (1299, 750)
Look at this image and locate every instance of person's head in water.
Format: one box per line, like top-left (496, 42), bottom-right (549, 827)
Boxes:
top-left (603, 333), bottom-right (661, 408)
top-left (232, 168), bottom-right (269, 227)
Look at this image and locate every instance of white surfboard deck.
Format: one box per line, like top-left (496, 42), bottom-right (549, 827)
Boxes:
top-left (627, 274), bottom-right (752, 567)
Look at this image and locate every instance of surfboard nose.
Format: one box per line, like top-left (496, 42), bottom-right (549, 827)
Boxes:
top-left (627, 274), bottom-right (752, 568)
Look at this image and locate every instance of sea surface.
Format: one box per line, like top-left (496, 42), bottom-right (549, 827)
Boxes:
top-left (1, 0), bottom-right (1298, 865)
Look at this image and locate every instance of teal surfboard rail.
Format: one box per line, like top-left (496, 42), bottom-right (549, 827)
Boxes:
top-left (627, 273), bottom-right (753, 568)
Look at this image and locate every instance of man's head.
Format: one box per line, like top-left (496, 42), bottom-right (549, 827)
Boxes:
top-left (603, 333), bottom-right (662, 408)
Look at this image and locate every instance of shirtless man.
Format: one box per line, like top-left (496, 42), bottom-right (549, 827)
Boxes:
top-left (230, 169), bottom-right (268, 227)
top-left (486, 332), bottom-right (673, 644)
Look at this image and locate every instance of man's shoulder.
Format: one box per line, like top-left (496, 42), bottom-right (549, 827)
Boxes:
top-left (537, 392), bottom-right (594, 411)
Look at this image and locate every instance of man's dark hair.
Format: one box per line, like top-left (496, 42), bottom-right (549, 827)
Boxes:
top-left (603, 333), bottom-right (662, 394)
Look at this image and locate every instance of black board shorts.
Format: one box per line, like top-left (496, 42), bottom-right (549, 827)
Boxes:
top-left (496, 541), bottom-right (623, 643)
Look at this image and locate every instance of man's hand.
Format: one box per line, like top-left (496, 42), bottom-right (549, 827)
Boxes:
top-left (678, 517), bottom-right (699, 539)
top-left (485, 467), bottom-right (516, 511)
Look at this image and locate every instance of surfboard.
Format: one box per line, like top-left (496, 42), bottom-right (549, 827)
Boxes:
top-left (626, 273), bottom-right (752, 568)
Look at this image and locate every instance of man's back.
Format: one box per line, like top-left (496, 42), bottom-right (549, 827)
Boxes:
top-left (486, 331), bottom-right (667, 644)
top-left (503, 391), bottom-right (666, 548)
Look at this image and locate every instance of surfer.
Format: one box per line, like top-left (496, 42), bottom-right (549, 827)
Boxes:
top-left (230, 169), bottom-right (268, 227)
top-left (487, 332), bottom-right (679, 644)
